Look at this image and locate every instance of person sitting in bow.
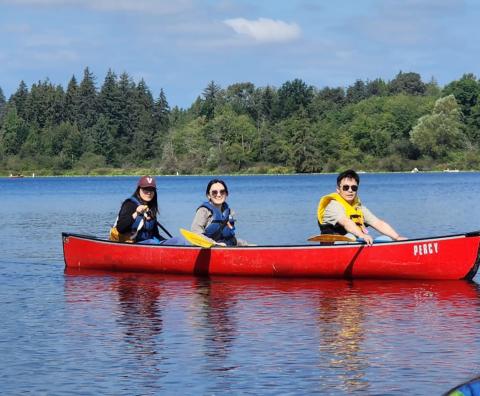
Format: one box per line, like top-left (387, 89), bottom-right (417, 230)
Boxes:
top-left (110, 175), bottom-right (186, 245)
top-left (191, 178), bottom-right (248, 246)
top-left (317, 169), bottom-right (407, 245)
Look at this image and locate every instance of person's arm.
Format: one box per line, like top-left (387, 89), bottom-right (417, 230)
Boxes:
top-left (369, 219), bottom-right (407, 241)
top-left (323, 201), bottom-right (374, 245)
top-left (336, 215), bottom-right (374, 245)
top-left (116, 201), bottom-right (138, 233)
top-left (191, 207), bottom-right (217, 244)
top-left (362, 206), bottom-right (406, 241)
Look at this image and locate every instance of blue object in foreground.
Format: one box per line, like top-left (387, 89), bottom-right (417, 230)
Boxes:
top-left (445, 377), bottom-right (480, 396)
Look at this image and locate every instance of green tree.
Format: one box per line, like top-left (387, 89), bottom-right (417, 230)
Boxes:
top-left (77, 67), bottom-right (98, 129)
top-left (288, 114), bottom-right (320, 172)
top-left (86, 115), bottom-right (115, 164)
top-left (98, 69), bottom-right (120, 123)
top-left (200, 80), bottom-right (222, 121)
top-left (116, 72), bottom-right (137, 149)
top-left (202, 108), bottom-right (256, 170)
top-left (310, 87), bottom-right (346, 120)
top-left (9, 81), bottom-right (29, 120)
top-left (424, 77), bottom-right (441, 97)
top-left (154, 88), bottom-right (170, 133)
top-left (0, 86), bottom-right (6, 124)
top-left (130, 110), bottom-right (157, 164)
top-left (365, 78), bottom-right (388, 97)
top-left (225, 82), bottom-right (256, 116)
top-left (62, 123), bottom-right (83, 164)
top-left (20, 126), bottom-right (42, 158)
top-left (64, 75), bottom-right (79, 124)
top-left (389, 71), bottom-right (426, 96)
top-left (467, 102), bottom-right (480, 146)
top-left (346, 80), bottom-right (367, 103)
top-left (26, 79), bottom-right (64, 128)
top-left (410, 95), bottom-right (467, 159)
top-left (42, 122), bottom-right (75, 157)
top-left (274, 78), bottom-right (314, 119)
top-left (0, 106), bottom-right (29, 155)
top-left (258, 85), bottom-right (275, 122)
top-left (136, 79), bottom-right (154, 113)
top-left (442, 73), bottom-right (479, 117)
top-left (163, 118), bottom-right (208, 173)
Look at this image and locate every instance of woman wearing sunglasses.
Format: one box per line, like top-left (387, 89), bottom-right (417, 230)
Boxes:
top-left (110, 175), bottom-right (186, 245)
top-left (317, 169), bottom-right (406, 245)
top-left (191, 178), bottom-right (246, 246)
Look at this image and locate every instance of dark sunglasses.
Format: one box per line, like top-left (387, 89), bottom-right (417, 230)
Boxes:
top-left (141, 187), bottom-right (156, 193)
top-left (210, 189), bottom-right (226, 196)
top-left (341, 184), bottom-right (358, 192)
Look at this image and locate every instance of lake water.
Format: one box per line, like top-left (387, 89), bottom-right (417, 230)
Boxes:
top-left (1, 172), bottom-right (480, 395)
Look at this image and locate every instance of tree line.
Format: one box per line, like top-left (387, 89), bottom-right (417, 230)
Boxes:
top-left (1, 68), bottom-right (479, 175)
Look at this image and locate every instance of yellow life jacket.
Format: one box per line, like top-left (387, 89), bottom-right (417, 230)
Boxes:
top-left (109, 212), bottom-right (146, 243)
top-left (109, 226), bottom-right (135, 243)
top-left (317, 192), bottom-right (365, 230)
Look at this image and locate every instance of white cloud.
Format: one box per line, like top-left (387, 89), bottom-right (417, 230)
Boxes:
top-left (223, 17), bottom-right (301, 43)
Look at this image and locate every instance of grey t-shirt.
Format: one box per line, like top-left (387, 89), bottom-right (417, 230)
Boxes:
top-left (191, 207), bottom-right (217, 244)
top-left (322, 200), bottom-right (379, 227)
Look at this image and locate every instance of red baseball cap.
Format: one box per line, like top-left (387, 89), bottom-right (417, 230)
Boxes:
top-left (137, 176), bottom-right (156, 188)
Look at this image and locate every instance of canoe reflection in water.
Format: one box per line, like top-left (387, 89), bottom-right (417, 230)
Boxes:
top-left (115, 276), bottom-right (163, 357)
top-left (315, 281), bottom-right (368, 393)
top-left (64, 269), bottom-right (480, 394)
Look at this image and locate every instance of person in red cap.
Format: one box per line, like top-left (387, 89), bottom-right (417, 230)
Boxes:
top-left (110, 175), bottom-right (186, 245)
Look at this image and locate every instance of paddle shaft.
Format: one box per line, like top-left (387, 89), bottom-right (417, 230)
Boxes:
top-left (307, 234), bottom-right (356, 243)
top-left (156, 221), bottom-right (173, 238)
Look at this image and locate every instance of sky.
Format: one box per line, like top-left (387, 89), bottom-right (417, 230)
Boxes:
top-left (0, 0), bottom-right (479, 108)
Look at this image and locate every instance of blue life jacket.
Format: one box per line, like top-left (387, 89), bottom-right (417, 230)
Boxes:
top-left (199, 201), bottom-right (236, 246)
top-left (128, 196), bottom-right (157, 242)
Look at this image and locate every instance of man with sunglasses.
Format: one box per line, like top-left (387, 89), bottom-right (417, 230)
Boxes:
top-left (317, 169), bottom-right (406, 245)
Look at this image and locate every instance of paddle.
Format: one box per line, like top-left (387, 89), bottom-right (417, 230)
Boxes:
top-left (180, 228), bottom-right (215, 248)
top-left (156, 221), bottom-right (173, 238)
top-left (307, 234), bottom-right (356, 243)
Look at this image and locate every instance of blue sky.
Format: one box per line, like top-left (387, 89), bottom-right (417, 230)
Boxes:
top-left (0, 0), bottom-right (478, 108)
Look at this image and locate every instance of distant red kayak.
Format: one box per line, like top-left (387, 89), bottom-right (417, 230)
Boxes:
top-left (62, 231), bottom-right (480, 280)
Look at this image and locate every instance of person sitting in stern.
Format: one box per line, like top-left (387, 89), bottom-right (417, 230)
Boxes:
top-left (317, 169), bottom-right (407, 245)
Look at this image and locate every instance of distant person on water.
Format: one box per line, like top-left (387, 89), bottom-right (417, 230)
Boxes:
top-left (317, 169), bottom-right (406, 245)
top-left (110, 176), bottom-right (186, 245)
top-left (191, 179), bottom-right (248, 246)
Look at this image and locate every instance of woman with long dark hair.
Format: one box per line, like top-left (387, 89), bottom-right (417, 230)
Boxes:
top-left (110, 176), bottom-right (186, 245)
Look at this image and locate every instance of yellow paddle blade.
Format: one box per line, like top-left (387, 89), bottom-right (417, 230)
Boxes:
top-left (307, 234), bottom-right (356, 243)
top-left (180, 228), bottom-right (215, 248)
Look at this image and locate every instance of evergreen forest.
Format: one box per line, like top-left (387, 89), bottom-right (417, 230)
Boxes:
top-left (1, 68), bottom-right (480, 176)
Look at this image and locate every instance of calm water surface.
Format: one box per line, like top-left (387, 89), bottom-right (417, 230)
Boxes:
top-left (1, 173), bottom-right (480, 395)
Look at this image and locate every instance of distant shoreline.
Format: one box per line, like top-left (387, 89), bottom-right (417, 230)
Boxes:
top-left (2, 169), bottom-right (479, 178)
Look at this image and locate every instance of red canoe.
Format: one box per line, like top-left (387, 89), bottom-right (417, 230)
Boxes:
top-left (62, 231), bottom-right (480, 280)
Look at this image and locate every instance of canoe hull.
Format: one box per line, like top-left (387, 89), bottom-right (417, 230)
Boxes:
top-left (62, 232), bottom-right (480, 280)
